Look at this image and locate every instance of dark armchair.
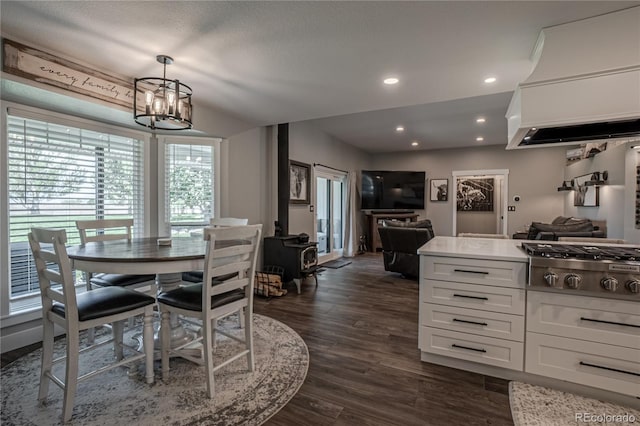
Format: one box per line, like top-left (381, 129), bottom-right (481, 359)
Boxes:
top-left (378, 219), bottom-right (435, 278)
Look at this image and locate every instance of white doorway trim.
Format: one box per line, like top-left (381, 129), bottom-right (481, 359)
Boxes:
top-left (314, 166), bottom-right (347, 263)
top-left (452, 169), bottom-right (509, 237)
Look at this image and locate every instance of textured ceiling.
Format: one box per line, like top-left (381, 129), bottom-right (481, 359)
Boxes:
top-left (1, 1), bottom-right (638, 152)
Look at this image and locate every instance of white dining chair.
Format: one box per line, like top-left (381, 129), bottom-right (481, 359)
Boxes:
top-left (158, 224), bottom-right (262, 398)
top-left (76, 219), bottom-right (157, 341)
top-left (76, 219), bottom-right (157, 294)
top-left (29, 228), bottom-right (155, 423)
top-left (182, 218), bottom-right (248, 283)
top-left (210, 217), bottom-right (249, 227)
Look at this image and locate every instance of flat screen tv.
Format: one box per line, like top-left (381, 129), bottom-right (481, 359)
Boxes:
top-left (361, 170), bottom-right (425, 210)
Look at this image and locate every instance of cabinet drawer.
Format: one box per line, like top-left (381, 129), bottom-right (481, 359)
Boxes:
top-left (526, 332), bottom-right (640, 397)
top-left (527, 292), bottom-right (640, 349)
top-left (420, 326), bottom-right (523, 371)
top-left (422, 303), bottom-right (525, 342)
top-left (424, 280), bottom-right (525, 315)
top-left (423, 256), bottom-right (526, 288)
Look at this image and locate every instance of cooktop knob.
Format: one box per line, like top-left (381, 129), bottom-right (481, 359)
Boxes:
top-left (565, 274), bottom-right (582, 290)
top-left (543, 271), bottom-right (558, 287)
top-left (626, 279), bottom-right (640, 294)
top-left (601, 277), bottom-right (619, 292)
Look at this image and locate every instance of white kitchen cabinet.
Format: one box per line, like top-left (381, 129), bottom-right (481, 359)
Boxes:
top-left (526, 291), bottom-right (640, 397)
top-left (418, 236), bottom-right (640, 404)
top-left (419, 238), bottom-right (528, 371)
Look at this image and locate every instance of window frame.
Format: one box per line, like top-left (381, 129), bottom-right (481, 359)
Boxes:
top-left (0, 102), bottom-right (151, 319)
top-left (157, 135), bottom-right (221, 238)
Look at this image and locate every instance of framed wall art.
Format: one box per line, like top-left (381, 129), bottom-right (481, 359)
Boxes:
top-left (430, 179), bottom-right (448, 201)
top-left (289, 160), bottom-right (311, 204)
top-left (573, 173), bottom-right (599, 207)
top-left (456, 178), bottom-right (494, 211)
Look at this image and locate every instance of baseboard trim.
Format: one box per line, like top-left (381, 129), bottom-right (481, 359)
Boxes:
top-left (2, 324), bottom-right (64, 354)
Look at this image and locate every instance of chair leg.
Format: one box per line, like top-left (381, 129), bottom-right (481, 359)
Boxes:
top-left (160, 310), bottom-right (171, 381)
top-left (85, 276), bottom-right (96, 345)
top-left (38, 316), bottom-right (55, 401)
top-left (245, 306), bottom-right (254, 372)
top-left (203, 316), bottom-right (215, 399)
top-left (112, 321), bottom-right (124, 360)
top-left (238, 307), bottom-right (245, 328)
top-left (212, 319), bottom-right (218, 351)
top-left (62, 331), bottom-right (80, 423)
top-left (143, 309), bottom-right (154, 384)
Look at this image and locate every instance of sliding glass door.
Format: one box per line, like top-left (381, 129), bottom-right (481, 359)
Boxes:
top-left (316, 169), bottom-right (345, 263)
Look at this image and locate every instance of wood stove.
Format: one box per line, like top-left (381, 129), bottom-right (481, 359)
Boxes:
top-left (263, 236), bottom-right (318, 294)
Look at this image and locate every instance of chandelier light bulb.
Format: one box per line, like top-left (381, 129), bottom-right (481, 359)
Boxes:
top-left (167, 91), bottom-right (176, 115)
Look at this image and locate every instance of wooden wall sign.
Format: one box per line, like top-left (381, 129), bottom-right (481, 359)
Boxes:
top-left (2, 38), bottom-right (135, 108)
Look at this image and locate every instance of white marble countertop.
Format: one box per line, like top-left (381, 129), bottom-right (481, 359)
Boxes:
top-left (417, 236), bottom-right (529, 262)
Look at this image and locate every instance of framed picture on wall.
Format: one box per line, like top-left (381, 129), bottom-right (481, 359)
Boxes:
top-left (456, 178), bottom-right (494, 211)
top-left (289, 160), bottom-right (311, 204)
top-left (573, 173), bottom-right (599, 207)
top-left (430, 179), bottom-right (448, 201)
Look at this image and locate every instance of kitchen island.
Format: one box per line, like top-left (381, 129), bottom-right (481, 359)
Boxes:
top-left (418, 236), bottom-right (639, 407)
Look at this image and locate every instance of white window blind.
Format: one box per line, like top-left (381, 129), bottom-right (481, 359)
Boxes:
top-left (7, 115), bottom-right (144, 301)
top-left (164, 143), bottom-right (214, 237)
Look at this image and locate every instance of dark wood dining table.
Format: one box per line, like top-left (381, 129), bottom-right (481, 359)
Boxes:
top-left (67, 237), bottom-right (208, 349)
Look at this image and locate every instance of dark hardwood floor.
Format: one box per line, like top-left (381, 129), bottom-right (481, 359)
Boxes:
top-left (254, 253), bottom-right (513, 426)
top-left (2, 253), bottom-right (513, 425)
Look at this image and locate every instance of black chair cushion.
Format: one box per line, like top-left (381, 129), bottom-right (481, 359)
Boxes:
top-left (182, 270), bottom-right (203, 283)
top-left (90, 273), bottom-right (156, 287)
top-left (157, 283), bottom-right (244, 312)
top-left (181, 271), bottom-right (238, 284)
top-left (52, 287), bottom-right (155, 322)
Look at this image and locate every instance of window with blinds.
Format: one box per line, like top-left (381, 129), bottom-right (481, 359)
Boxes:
top-left (165, 143), bottom-right (214, 237)
top-left (7, 115), bottom-right (144, 302)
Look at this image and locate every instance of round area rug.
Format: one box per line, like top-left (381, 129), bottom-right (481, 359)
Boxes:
top-left (509, 381), bottom-right (640, 426)
top-left (1, 314), bottom-right (308, 425)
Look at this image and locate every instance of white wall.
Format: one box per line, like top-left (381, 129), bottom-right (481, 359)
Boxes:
top-left (564, 142), bottom-right (628, 240)
top-left (288, 121), bottom-right (371, 239)
top-left (370, 144), bottom-right (567, 237)
top-left (224, 127), bottom-right (272, 229)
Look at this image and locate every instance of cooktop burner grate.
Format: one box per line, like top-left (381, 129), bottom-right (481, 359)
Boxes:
top-left (521, 243), bottom-right (640, 261)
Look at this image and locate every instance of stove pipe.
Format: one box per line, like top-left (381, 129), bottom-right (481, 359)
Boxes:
top-left (277, 123), bottom-right (289, 236)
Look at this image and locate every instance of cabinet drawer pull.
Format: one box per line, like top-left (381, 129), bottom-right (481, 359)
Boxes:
top-left (451, 344), bottom-right (486, 353)
top-left (452, 318), bottom-right (488, 326)
top-left (452, 293), bottom-right (489, 301)
top-left (580, 317), bottom-right (640, 329)
top-left (579, 361), bottom-right (640, 377)
top-left (453, 269), bottom-right (489, 275)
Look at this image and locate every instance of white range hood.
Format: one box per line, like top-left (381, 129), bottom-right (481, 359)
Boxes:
top-left (506, 6), bottom-right (640, 150)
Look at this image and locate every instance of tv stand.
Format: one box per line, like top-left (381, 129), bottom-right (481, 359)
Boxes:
top-left (366, 212), bottom-right (419, 252)
top-left (369, 210), bottom-right (414, 215)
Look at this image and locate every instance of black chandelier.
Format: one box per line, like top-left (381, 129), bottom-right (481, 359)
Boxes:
top-left (134, 55), bottom-right (193, 130)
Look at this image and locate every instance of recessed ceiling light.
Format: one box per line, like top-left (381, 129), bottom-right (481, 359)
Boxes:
top-left (484, 77), bottom-right (497, 84)
top-left (396, 126), bottom-right (405, 132)
top-left (383, 77), bottom-right (399, 85)
top-left (411, 141), bottom-right (419, 146)
top-left (476, 137), bottom-right (484, 142)
top-left (476, 118), bottom-right (486, 123)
